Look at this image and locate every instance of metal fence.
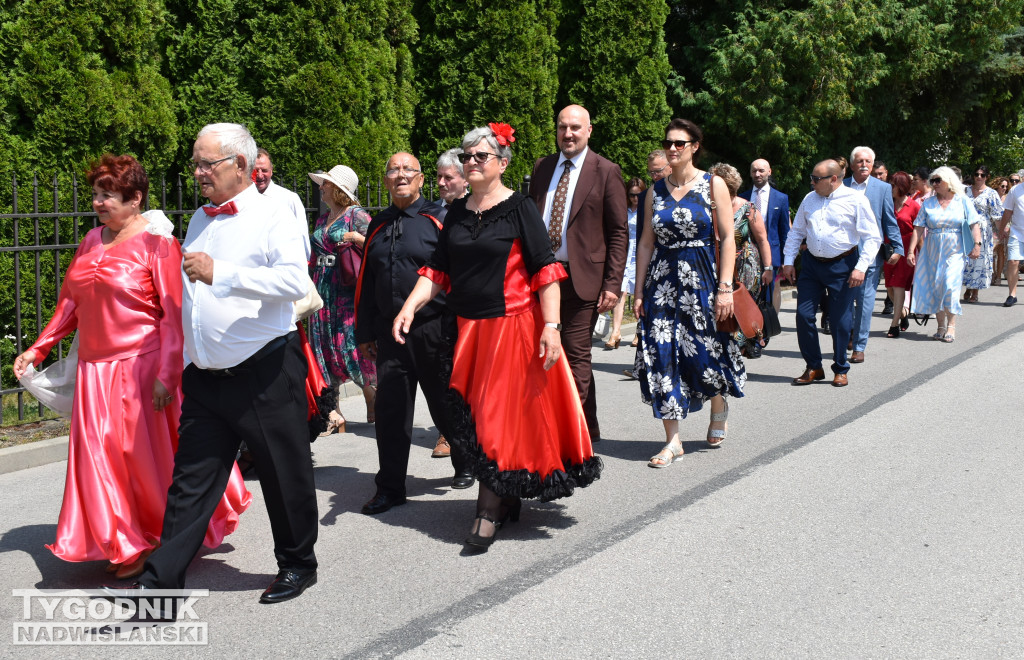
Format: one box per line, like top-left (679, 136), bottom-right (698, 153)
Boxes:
top-left (0, 171), bottom-right (532, 425)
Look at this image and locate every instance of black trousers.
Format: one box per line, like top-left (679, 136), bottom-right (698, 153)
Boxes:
top-left (140, 333), bottom-right (318, 590)
top-left (373, 313), bottom-right (466, 497)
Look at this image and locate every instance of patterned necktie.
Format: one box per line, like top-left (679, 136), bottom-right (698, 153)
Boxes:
top-left (755, 187), bottom-right (764, 219)
top-left (548, 160), bottom-right (573, 251)
top-left (204, 201), bottom-right (238, 217)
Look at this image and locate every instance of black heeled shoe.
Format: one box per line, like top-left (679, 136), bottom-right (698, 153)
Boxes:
top-left (465, 514), bottom-right (501, 550)
top-left (886, 325), bottom-right (900, 338)
top-left (498, 497), bottom-right (522, 527)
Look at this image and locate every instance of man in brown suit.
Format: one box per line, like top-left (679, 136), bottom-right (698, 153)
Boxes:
top-left (529, 104), bottom-right (628, 442)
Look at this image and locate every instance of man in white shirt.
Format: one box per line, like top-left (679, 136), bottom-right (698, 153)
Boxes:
top-left (253, 148), bottom-right (308, 226)
top-left (135, 123), bottom-right (319, 606)
top-left (999, 181), bottom-right (1024, 306)
top-left (782, 159), bottom-right (881, 388)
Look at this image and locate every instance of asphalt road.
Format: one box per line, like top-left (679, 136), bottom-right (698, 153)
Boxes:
top-left (1, 284), bottom-right (1022, 658)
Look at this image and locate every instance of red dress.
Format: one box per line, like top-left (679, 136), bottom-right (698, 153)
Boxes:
top-left (421, 193), bottom-right (602, 501)
top-left (884, 197), bottom-right (920, 289)
top-left (29, 225), bottom-right (251, 564)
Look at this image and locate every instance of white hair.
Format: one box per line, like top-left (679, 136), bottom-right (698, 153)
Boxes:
top-left (850, 145), bottom-right (876, 164)
top-left (197, 123), bottom-right (258, 174)
top-left (436, 148), bottom-right (464, 176)
top-left (930, 166), bottom-right (965, 196)
top-left (462, 127), bottom-right (512, 162)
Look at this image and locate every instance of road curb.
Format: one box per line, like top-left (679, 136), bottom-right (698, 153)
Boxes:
top-left (0, 436), bottom-right (68, 475)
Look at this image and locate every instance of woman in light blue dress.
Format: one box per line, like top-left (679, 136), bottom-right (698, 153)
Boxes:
top-left (907, 167), bottom-right (982, 342)
top-left (607, 177), bottom-right (645, 350)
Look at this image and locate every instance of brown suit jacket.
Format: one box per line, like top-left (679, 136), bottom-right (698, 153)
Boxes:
top-left (530, 149), bottom-right (628, 301)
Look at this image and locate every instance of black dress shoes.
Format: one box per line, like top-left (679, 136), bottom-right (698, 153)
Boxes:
top-left (361, 491), bottom-right (406, 515)
top-left (259, 569), bottom-right (317, 604)
top-left (451, 473), bottom-right (476, 489)
top-left (820, 317), bottom-right (832, 335)
top-left (882, 298), bottom-right (894, 315)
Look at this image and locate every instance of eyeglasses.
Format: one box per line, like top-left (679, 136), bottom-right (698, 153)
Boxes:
top-left (661, 139), bottom-right (696, 150)
top-left (190, 156), bottom-right (235, 173)
top-left (809, 174), bottom-right (832, 183)
top-left (647, 165), bottom-right (669, 178)
top-left (385, 167), bottom-right (422, 178)
top-left (456, 152), bottom-right (498, 165)
top-left (929, 177), bottom-right (942, 185)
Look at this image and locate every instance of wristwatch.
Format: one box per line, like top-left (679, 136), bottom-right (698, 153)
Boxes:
top-left (544, 322), bottom-right (562, 331)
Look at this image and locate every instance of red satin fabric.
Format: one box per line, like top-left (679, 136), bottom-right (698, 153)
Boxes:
top-left (449, 305), bottom-right (593, 479)
top-left (297, 323), bottom-right (329, 419)
top-left (203, 201), bottom-right (238, 217)
top-left (30, 227), bottom-right (251, 564)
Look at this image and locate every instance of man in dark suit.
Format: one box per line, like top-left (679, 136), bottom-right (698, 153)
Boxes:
top-left (844, 146), bottom-right (903, 364)
top-left (529, 104), bottom-right (628, 442)
top-left (356, 152), bottom-right (473, 516)
top-left (740, 158), bottom-right (790, 313)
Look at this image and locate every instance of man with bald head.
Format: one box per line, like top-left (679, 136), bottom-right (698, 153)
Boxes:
top-left (782, 159), bottom-right (881, 388)
top-left (740, 158), bottom-right (790, 312)
top-left (355, 152), bottom-right (472, 515)
top-left (529, 104), bottom-right (627, 442)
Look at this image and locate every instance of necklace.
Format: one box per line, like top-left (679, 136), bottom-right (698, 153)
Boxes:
top-left (667, 171), bottom-right (700, 190)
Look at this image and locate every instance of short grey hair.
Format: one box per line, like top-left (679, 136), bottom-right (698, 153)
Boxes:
top-left (647, 149), bottom-right (667, 162)
top-left (462, 127), bottom-right (512, 162)
top-left (198, 123), bottom-right (258, 174)
top-left (436, 148), bottom-right (464, 176)
top-left (930, 166), bottom-right (965, 196)
top-left (850, 145), bottom-right (876, 164)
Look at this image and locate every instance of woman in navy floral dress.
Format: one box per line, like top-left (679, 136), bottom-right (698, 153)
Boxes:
top-left (632, 119), bottom-right (745, 468)
top-left (308, 165), bottom-right (377, 432)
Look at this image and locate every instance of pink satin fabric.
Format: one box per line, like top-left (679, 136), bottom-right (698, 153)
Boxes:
top-left (31, 227), bottom-right (251, 564)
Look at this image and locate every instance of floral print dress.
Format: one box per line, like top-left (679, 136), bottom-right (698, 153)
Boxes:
top-left (634, 175), bottom-right (745, 419)
top-left (963, 186), bottom-right (1001, 288)
top-left (309, 206), bottom-right (377, 389)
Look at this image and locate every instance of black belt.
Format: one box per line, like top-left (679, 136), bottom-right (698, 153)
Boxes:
top-left (201, 331), bottom-right (297, 378)
top-left (810, 246), bottom-right (858, 264)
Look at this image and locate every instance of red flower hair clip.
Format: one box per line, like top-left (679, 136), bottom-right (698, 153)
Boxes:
top-left (489, 122), bottom-right (516, 147)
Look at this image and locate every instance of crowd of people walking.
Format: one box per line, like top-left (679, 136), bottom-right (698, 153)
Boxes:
top-left (12, 110), bottom-right (1024, 617)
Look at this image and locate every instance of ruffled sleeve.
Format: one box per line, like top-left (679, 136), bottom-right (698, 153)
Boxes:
top-left (529, 262), bottom-right (567, 291)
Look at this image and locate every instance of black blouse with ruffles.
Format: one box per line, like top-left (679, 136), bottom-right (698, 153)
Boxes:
top-left (424, 192), bottom-right (562, 320)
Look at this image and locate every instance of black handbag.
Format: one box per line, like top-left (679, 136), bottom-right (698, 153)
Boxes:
top-left (758, 286), bottom-right (781, 339)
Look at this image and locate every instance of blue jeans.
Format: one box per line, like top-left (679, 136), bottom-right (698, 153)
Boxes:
top-left (851, 255), bottom-right (883, 352)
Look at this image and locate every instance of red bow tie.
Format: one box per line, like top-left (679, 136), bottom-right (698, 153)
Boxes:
top-left (204, 201), bottom-right (238, 217)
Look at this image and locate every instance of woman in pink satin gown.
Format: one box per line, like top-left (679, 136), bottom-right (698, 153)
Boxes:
top-left (12, 155), bottom-right (251, 579)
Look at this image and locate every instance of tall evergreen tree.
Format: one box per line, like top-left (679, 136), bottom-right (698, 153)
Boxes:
top-left (0, 0), bottom-right (178, 174)
top-left (411, 0), bottom-right (559, 186)
top-left (556, 0), bottom-right (673, 179)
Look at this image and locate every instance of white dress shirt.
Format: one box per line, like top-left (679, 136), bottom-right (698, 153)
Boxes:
top-left (182, 183), bottom-right (310, 369)
top-left (784, 185), bottom-right (882, 272)
top-left (1003, 184), bottom-right (1024, 243)
top-left (541, 147), bottom-right (589, 262)
top-left (263, 180), bottom-right (311, 252)
top-left (848, 177), bottom-right (869, 194)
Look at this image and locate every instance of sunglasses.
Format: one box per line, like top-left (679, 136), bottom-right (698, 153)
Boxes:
top-left (809, 174), bottom-right (831, 183)
top-left (1012, 178), bottom-right (1022, 184)
top-left (457, 152), bottom-right (498, 164)
top-left (661, 139), bottom-right (696, 150)
top-left (975, 172), bottom-right (987, 178)
top-left (929, 177), bottom-right (942, 185)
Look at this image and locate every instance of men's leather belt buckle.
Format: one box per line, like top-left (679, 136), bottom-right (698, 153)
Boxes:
top-left (317, 255), bottom-right (336, 267)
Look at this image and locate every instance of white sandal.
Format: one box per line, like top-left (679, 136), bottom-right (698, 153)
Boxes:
top-left (648, 443), bottom-right (684, 468)
top-left (707, 400), bottom-right (729, 447)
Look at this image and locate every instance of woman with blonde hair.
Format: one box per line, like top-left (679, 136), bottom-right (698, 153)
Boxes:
top-left (907, 166), bottom-right (982, 342)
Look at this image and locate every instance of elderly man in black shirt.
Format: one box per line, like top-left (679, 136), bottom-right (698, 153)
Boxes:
top-left (356, 152), bottom-right (472, 515)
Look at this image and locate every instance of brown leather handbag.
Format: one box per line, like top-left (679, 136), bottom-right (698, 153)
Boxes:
top-left (709, 188), bottom-right (763, 337)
